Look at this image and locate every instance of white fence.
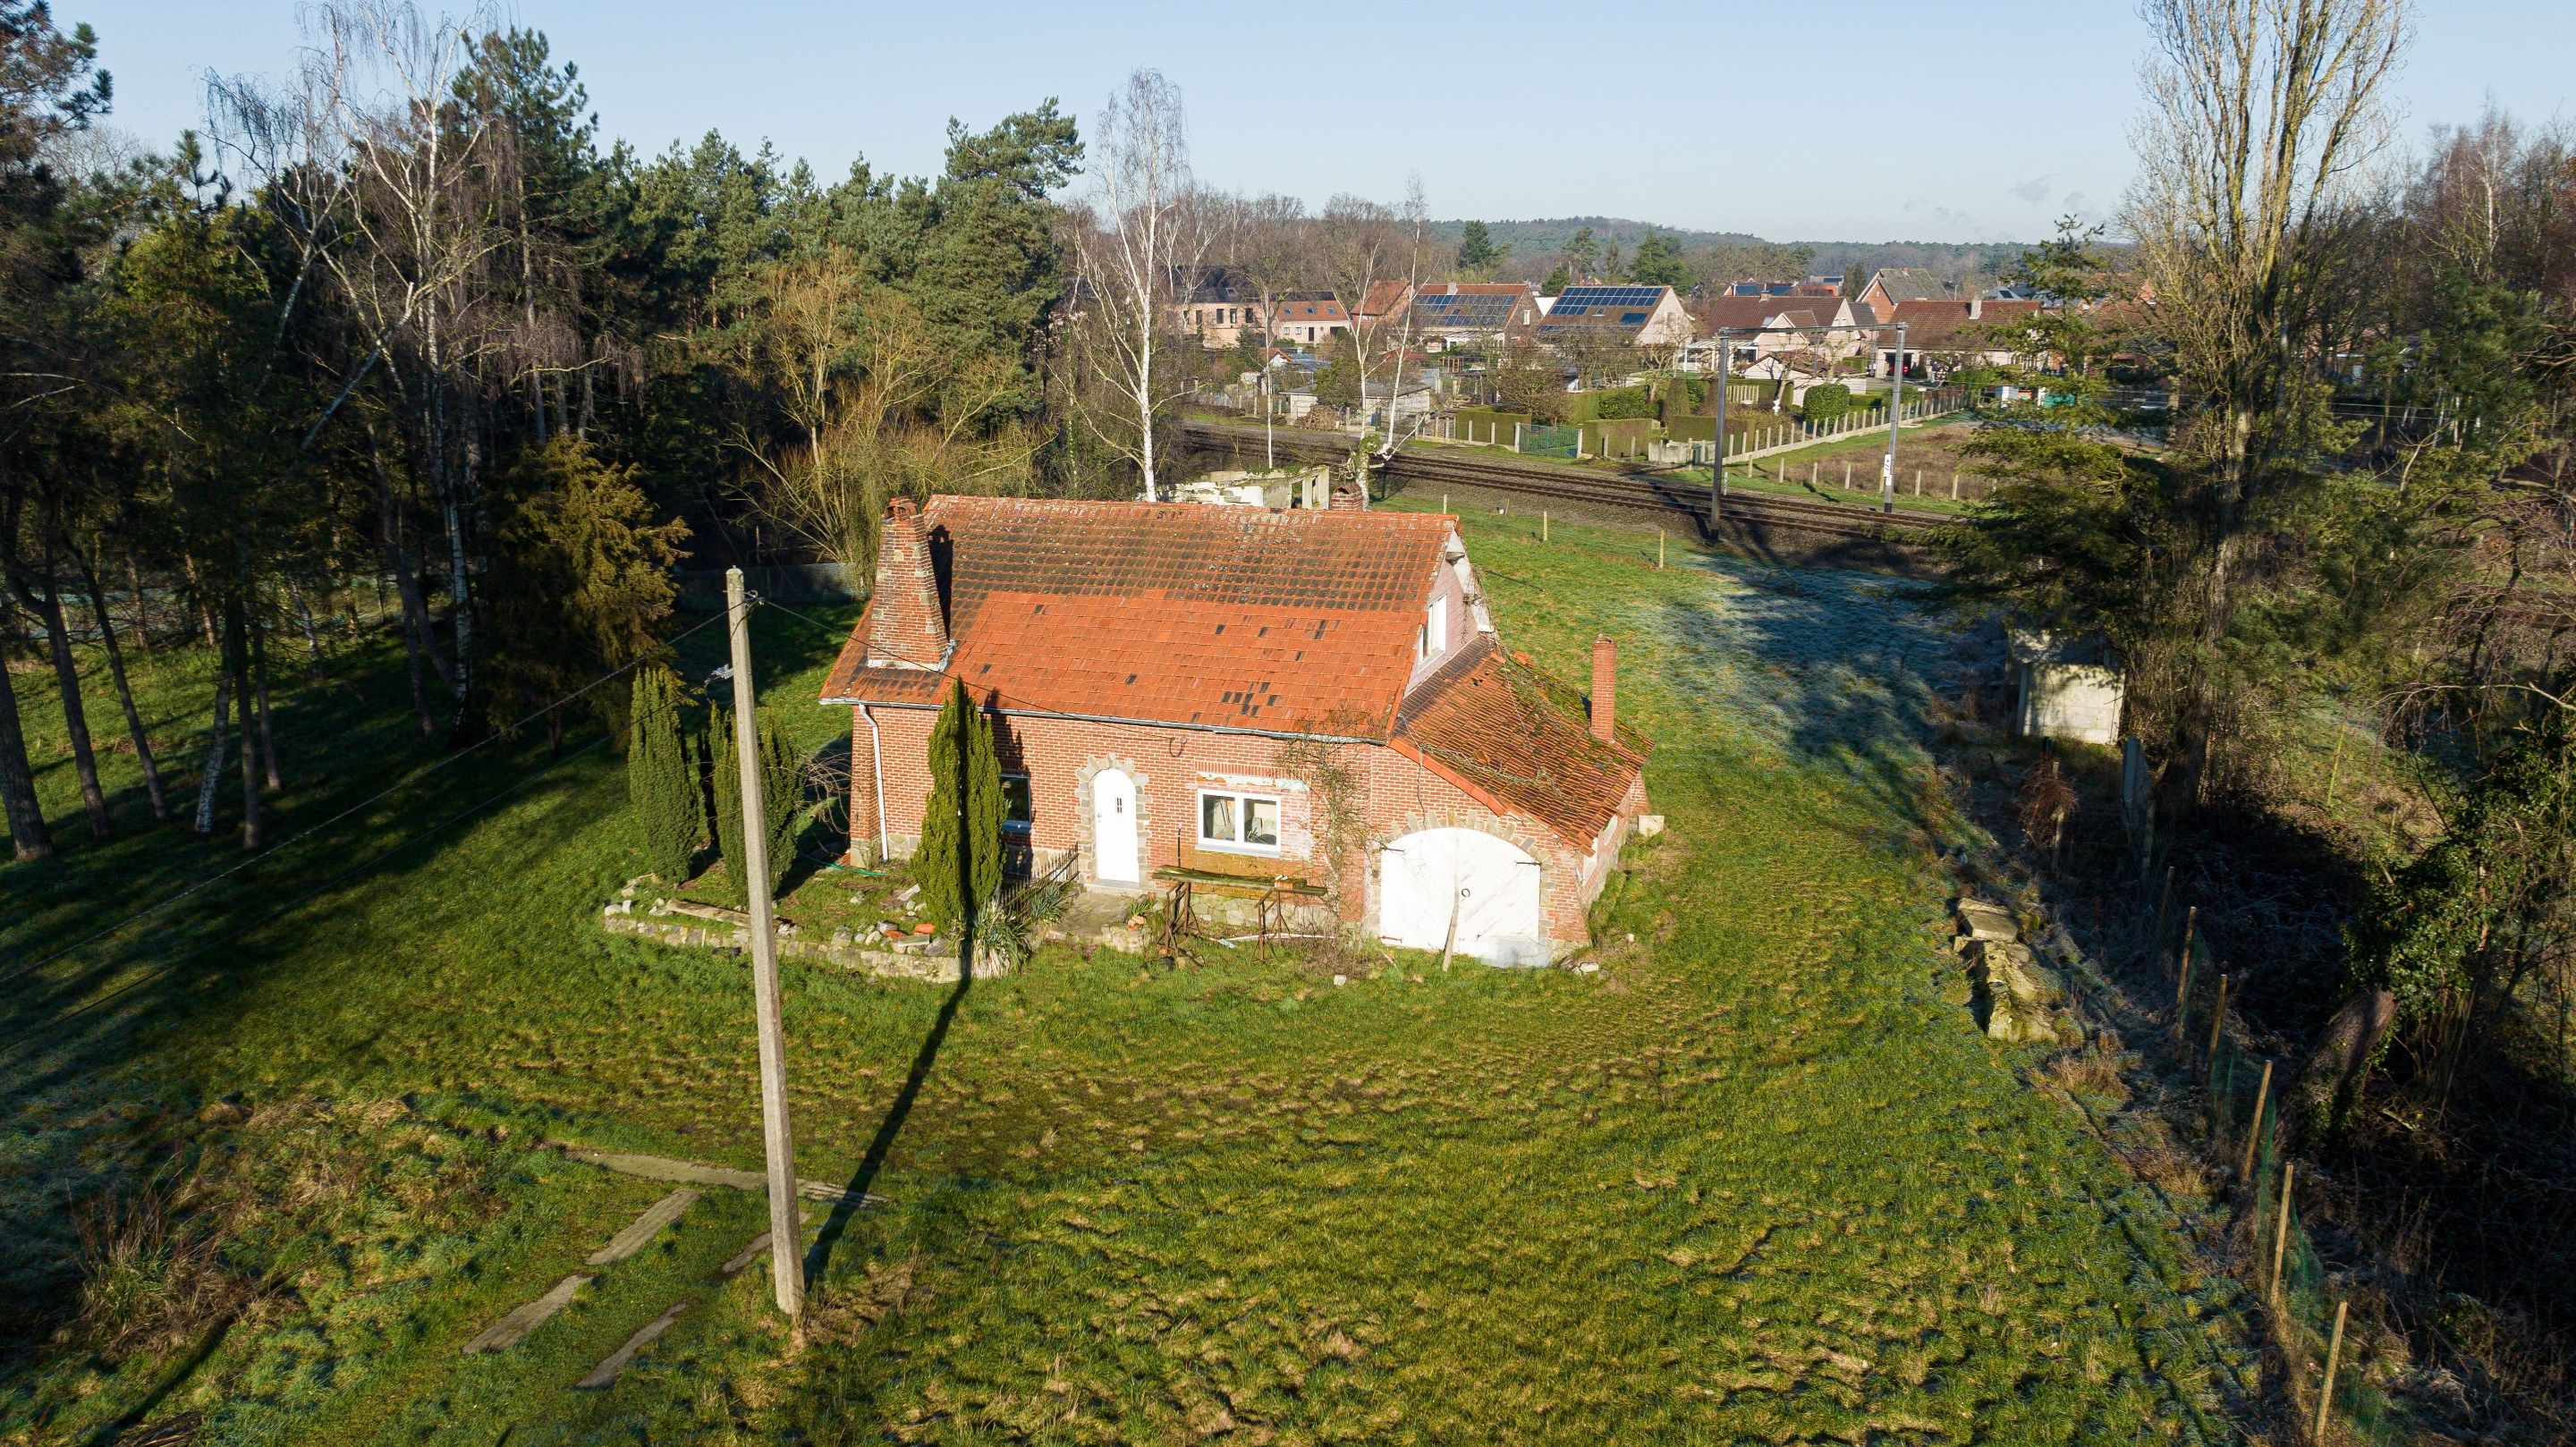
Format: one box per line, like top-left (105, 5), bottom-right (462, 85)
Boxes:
top-left (1686, 388), bottom-right (1969, 467)
top-left (1421, 387), bottom-right (1967, 468)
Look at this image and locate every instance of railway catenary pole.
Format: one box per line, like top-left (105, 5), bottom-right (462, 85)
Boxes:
top-left (1880, 322), bottom-right (1907, 515)
top-left (1708, 327), bottom-right (1729, 524)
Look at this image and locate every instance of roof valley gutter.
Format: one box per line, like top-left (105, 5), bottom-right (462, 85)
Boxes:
top-left (819, 697), bottom-right (1385, 748)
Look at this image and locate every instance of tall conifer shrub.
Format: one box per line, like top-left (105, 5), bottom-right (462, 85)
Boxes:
top-left (914, 680), bottom-right (1004, 933)
top-left (626, 664), bottom-right (700, 883)
top-left (712, 706), bottom-right (801, 907)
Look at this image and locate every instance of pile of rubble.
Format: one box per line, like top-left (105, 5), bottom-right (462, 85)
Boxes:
top-left (1953, 898), bottom-right (2070, 1044)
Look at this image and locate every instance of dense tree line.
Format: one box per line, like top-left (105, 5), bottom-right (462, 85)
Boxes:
top-left (1938, 0), bottom-right (2576, 1421)
top-left (0, 1), bottom-right (1080, 859)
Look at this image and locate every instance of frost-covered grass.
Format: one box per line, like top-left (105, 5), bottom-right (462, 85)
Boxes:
top-left (2, 520), bottom-right (2259, 1443)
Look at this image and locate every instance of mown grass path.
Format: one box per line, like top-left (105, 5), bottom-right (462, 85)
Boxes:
top-left (1, 512), bottom-right (2257, 1444)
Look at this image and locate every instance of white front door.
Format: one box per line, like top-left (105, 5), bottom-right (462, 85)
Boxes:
top-left (1377, 827), bottom-right (1545, 965)
top-left (1093, 769), bottom-right (1140, 884)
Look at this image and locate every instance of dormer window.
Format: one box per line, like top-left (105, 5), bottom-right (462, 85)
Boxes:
top-left (1419, 594), bottom-right (1448, 662)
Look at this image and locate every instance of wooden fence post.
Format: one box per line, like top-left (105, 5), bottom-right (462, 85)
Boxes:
top-left (1541, 510), bottom-right (1549, 542)
top-left (2208, 974), bottom-right (2228, 1065)
top-left (2174, 924), bottom-right (2194, 1045)
top-left (2315, 1299), bottom-right (2349, 1443)
top-left (1657, 529), bottom-right (1665, 569)
top-left (1951, 472), bottom-right (1960, 500)
top-left (2241, 1060), bottom-right (2273, 1179)
top-left (2270, 1159), bottom-right (2295, 1306)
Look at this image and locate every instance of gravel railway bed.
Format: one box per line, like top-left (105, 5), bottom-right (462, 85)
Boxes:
top-left (1180, 419), bottom-right (1939, 546)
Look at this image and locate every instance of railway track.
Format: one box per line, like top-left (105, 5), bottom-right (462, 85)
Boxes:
top-left (1179, 419), bottom-right (1942, 545)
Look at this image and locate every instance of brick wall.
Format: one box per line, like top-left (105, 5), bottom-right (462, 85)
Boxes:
top-left (841, 702), bottom-right (1640, 952)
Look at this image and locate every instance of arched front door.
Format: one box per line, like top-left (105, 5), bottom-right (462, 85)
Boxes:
top-left (1093, 769), bottom-right (1140, 884)
top-left (1378, 827), bottom-right (1544, 965)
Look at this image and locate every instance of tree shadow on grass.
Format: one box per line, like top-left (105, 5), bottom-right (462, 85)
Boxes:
top-left (4, 636), bottom-right (427, 971)
top-left (1654, 559), bottom-right (1987, 850)
top-left (0, 749), bottom-right (606, 1364)
top-left (806, 940), bottom-right (972, 1282)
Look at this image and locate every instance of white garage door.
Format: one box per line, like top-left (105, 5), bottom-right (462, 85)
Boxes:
top-left (1378, 827), bottom-right (1546, 966)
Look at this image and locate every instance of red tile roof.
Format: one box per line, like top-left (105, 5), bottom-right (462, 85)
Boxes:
top-left (1392, 635), bottom-right (1647, 846)
top-left (1358, 279), bottom-right (1414, 319)
top-left (820, 498), bottom-right (1456, 739)
top-left (1269, 294), bottom-right (1348, 323)
top-left (1690, 294), bottom-right (1849, 334)
top-left (1875, 298), bottom-right (2046, 349)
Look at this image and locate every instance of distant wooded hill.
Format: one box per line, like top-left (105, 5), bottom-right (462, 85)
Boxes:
top-left (1433, 217), bottom-right (2027, 290)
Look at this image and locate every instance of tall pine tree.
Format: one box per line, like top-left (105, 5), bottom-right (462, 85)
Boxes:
top-left (913, 679), bottom-right (1004, 933)
top-left (712, 706), bottom-right (801, 908)
top-left (626, 664), bottom-right (700, 883)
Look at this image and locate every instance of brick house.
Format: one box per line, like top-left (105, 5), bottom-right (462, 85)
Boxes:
top-left (819, 497), bottom-right (1650, 964)
top-left (1854, 267), bottom-right (1960, 315)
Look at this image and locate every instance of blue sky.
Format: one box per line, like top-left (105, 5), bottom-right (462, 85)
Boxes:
top-left (66, 0), bottom-right (2576, 243)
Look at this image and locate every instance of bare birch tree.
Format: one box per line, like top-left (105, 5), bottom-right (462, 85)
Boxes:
top-left (1221, 192), bottom-right (1311, 469)
top-left (1065, 69), bottom-right (1209, 502)
top-left (215, 1), bottom-right (516, 738)
top-left (1322, 181), bottom-right (1437, 475)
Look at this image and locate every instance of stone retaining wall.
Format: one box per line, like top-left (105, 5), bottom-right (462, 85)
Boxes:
top-left (601, 910), bottom-right (985, 983)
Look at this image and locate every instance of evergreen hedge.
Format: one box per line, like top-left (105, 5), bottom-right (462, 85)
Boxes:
top-left (625, 664), bottom-right (700, 884)
top-left (913, 680), bottom-right (1004, 934)
top-left (1801, 384), bottom-right (1855, 424)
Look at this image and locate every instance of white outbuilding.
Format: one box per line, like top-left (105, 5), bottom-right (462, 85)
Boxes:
top-left (2007, 630), bottom-right (2124, 746)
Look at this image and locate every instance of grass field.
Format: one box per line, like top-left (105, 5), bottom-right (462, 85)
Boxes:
top-left (1, 511), bottom-right (2260, 1443)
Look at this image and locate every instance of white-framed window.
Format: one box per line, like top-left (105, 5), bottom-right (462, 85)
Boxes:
top-left (1001, 773), bottom-right (1033, 838)
top-left (1196, 789), bottom-right (1281, 855)
top-left (1419, 593), bottom-right (1448, 661)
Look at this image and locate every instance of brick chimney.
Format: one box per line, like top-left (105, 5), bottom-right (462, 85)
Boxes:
top-left (864, 497), bottom-right (949, 669)
top-left (1589, 635), bottom-right (1617, 741)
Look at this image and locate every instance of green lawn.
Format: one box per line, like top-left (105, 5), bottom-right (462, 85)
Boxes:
top-left (2, 515), bottom-right (2258, 1443)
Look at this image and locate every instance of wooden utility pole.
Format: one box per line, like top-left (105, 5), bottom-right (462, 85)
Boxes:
top-left (726, 568), bottom-right (804, 1317)
top-left (1879, 323), bottom-right (1906, 514)
top-left (1708, 329), bottom-right (1730, 523)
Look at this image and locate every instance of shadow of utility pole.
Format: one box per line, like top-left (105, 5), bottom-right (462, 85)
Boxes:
top-left (806, 929), bottom-right (974, 1281)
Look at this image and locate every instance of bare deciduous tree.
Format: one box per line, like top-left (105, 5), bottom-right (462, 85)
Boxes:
top-left (2126, 0), bottom-right (2410, 798)
top-left (1221, 192), bottom-right (1311, 469)
top-left (1323, 180), bottom-right (1438, 472)
top-left (731, 255), bottom-right (1037, 571)
top-left (1064, 69), bottom-right (1210, 502)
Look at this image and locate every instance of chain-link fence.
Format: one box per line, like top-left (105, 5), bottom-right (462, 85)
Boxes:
top-left (2165, 923), bottom-right (2408, 1443)
top-left (1518, 423), bottom-right (1580, 459)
